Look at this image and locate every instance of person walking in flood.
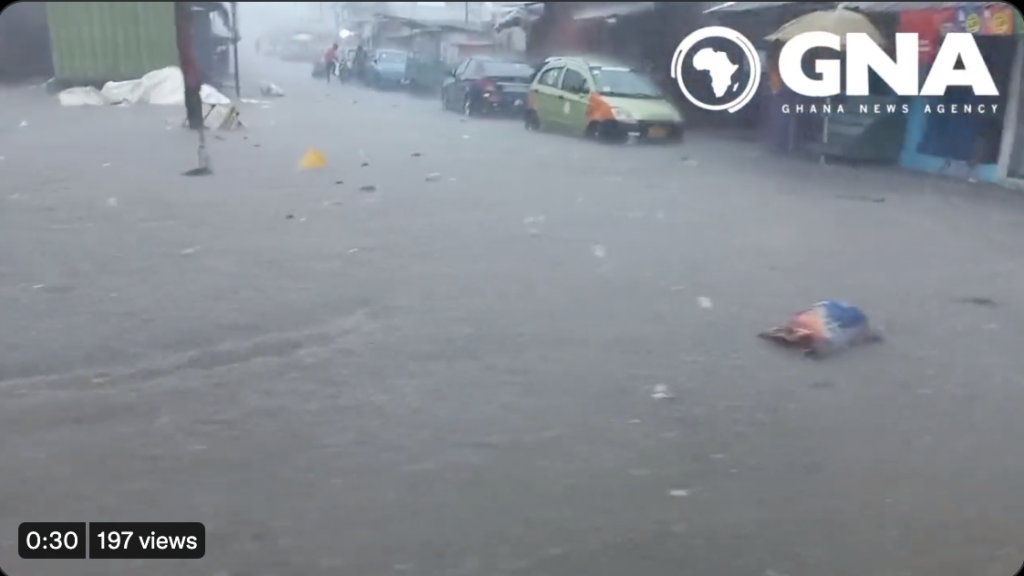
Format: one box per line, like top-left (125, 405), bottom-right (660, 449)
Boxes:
top-left (323, 42), bottom-right (340, 83)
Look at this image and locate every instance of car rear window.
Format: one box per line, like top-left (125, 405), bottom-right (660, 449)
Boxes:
top-left (481, 61), bottom-right (534, 78)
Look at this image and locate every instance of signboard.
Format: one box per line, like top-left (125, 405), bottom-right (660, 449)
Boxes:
top-left (899, 9), bottom-right (954, 63)
top-left (982, 4), bottom-right (1015, 35)
top-left (947, 3), bottom-right (1015, 35)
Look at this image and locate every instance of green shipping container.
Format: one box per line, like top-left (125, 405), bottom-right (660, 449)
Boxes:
top-left (46, 2), bottom-right (178, 85)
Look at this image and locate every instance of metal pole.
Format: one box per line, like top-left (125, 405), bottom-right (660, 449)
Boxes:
top-left (464, 2), bottom-right (468, 23)
top-left (174, 2), bottom-right (203, 130)
top-left (230, 1), bottom-right (240, 100)
top-left (174, 1), bottom-right (212, 175)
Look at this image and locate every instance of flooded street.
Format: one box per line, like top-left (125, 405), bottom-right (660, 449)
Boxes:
top-left (1, 53), bottom-right (1023, 576)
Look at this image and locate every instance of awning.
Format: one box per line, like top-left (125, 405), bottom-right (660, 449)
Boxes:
top-left (573, 2), bottom-right (658, 21)
top-left (703, 2), bottom-right (804, 14)
top-left (494, 2), bottom-right (544, 32)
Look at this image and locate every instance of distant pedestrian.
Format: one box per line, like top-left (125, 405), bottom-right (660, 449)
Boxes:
top-left (323, 42), bottom-right (340, 83)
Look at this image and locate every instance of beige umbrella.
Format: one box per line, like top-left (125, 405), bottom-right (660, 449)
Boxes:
top-left (766, 9), bottom-right (885, 46)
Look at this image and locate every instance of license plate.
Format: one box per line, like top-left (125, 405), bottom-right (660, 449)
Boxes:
top-left (647, 126), bottom-right (667, 138)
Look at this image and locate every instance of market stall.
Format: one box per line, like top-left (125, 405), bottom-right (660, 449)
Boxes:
top-left (884, 3), bottom-right (1020, 182)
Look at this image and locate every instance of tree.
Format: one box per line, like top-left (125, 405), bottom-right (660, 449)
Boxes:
top-left (174, 1), bottom-right (204, 130)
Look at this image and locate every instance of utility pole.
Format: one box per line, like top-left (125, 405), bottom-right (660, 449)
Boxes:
top-left (174, 1), bottom-right (203, 130)
top-left (174, 1), bottom-right (212, 175)
top-left (464, 1), bottom-right (468, 23)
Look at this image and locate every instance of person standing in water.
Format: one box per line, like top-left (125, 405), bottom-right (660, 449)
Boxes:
top-left (323, 42), bottom-right (340, 83)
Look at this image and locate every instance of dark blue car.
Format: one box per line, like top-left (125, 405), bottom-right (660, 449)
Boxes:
top-left (367, 49), bottom-right (410, 89)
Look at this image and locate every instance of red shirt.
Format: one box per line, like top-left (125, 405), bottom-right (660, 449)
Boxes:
top-left (324, 47), bottom-right (339, 62)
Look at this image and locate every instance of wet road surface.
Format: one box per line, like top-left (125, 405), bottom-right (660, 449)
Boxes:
top-left (1, 58), bottom-right (1024, 576)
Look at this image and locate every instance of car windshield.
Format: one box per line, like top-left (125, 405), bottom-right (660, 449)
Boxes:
top-left (589, 67), bottom-right (662, 98)
top-left (377, 51), bottom-right (407, 64)
top-left (481, 61), bottom-right (534, 78)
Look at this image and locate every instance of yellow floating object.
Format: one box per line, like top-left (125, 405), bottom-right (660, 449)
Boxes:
top-left (298, 148), bottom-right (326, 169)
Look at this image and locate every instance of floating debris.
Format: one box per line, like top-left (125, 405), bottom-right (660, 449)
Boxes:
top-left (179, 246), bottom-right (201, 256)
top-left (651, 384), bottom-right (675, 400)
top-left (259, 81), bottom-right (285, 97)
top-left (358, 184), bottom-right (377, 193)
top-left (182, 166), bottom-right (213, 177)
top-left (592, 244), bottom-right (607, 259)
top-left (954, 296), bottom-right (998, 308)
top-left (523, 215), bottom-right (546, 236)
top-left (425, 172), bottom-right (442, 182)
top-left (298, 148), bottom-right (326, 170)
top-left (668, 489), bottom-right (690, 497)
top-left (759, 300), bottom-right (882, 358)
top-left (697, 296), bottom-right (713, 309)
top-left (835, 194), bottom-right (885, 203)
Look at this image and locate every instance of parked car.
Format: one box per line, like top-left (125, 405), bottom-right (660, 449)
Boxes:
top-left (524, 56), bottom-right (684, 143)
top-left (441, 57), bottom-right (534, 117)
top-left (367, 49), bottom-right (410, 89)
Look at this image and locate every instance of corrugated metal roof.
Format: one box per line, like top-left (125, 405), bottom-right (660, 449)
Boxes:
top-left (572, 2), bottom-right (658, 21)
top-left (47, 2), bottom-right (179, 84)
top-left (703, 2), bottom-right (802, 13)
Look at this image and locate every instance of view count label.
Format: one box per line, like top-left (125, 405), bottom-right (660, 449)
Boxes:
top-left (89, 522), bottom-right (205, 559)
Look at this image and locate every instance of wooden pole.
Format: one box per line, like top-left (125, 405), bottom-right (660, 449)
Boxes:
top-left (174, 1), bottom-right (204, 130)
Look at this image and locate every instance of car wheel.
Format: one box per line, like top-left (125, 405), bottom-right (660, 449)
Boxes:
top-left (525, 110), bottom-right (540, 131)
top-left (463, 96), bottom-right (475, 117)
top-left (586, 121), bottom-right (622, 144)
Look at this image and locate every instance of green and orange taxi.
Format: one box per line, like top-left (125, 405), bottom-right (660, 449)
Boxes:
top-left (524, 56), bottom-right (684, 143)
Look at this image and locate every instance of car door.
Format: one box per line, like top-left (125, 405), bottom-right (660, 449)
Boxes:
top-left (444, 59), bottom-right (470, 109)
top-left (531, 65), bottom-right (565, 130)
top-left (558, 66), bottom-right (592, 136)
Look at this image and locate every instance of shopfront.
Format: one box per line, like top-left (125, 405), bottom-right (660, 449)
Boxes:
top-left (895, 3), bottom-right (1019, 183)
top-left (996, 9), bottom-right (1024, 184)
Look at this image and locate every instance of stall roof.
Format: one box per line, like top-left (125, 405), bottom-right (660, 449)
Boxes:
top-left (573, 2), bottom-right (658, 21)
top-left (840, 1), bottom-right (970, 11)
top-left (494, 2), bottom-right (544, 32)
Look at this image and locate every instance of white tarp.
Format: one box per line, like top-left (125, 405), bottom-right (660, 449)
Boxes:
top-left (57, 66), bottom-right (231, 107)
